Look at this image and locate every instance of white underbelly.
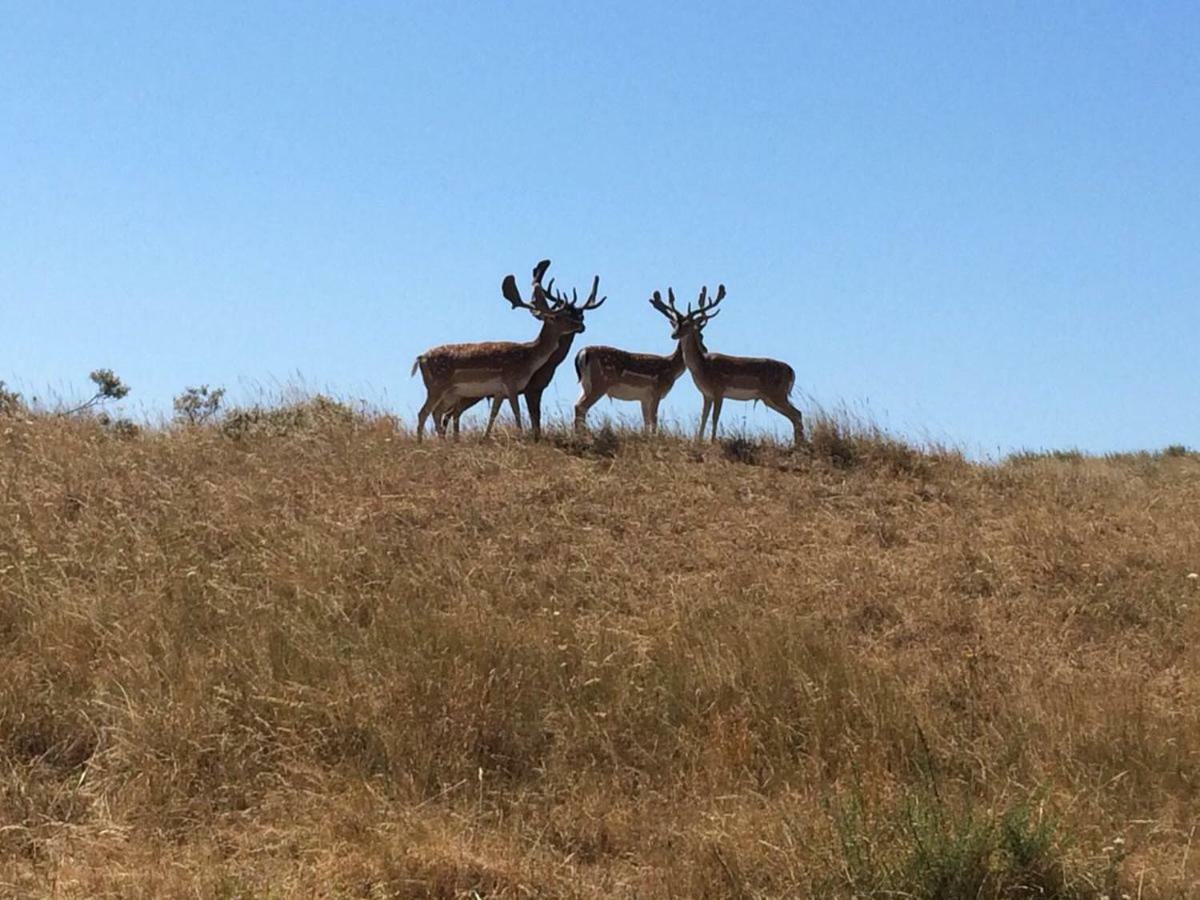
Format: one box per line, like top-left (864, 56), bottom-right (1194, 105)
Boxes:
top-left (452, 378), bottom-right (507, 398)
top-left (607, 384), bottom-right (656, 402)
top-left (719, 387), bottom-right (762, 402)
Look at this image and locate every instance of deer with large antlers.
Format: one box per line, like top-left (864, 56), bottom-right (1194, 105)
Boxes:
top-left (412, 260), bottom-right (605, 440)
top-left (436, 261), bottom-right (606, 441)
top-left (572, 332), bottom-right (702, 434)
top-left (650, 284), bottom-right (805, 444)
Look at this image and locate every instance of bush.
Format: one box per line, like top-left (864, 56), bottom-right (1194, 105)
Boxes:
top-left (220, 395), bottom-right (362, 439)
top-left (97, 413), bottom-right (141, 439)
top-left (720, 434), bottom-right (761, 466)
top-left (826, 780), bottom-right (1092, 898)
top-left (809, 418), bottom-right (859, 468)
top-left (1007, 449), bottom-right (1086, 465)
top-left (59, 368), bottom-right (131, 416)
top-left (0, 381), bottom-right (23, 416)
top-left (591, 422), bottom-right (620, 458)
top-left (173, 385), bottom-right (226, 426)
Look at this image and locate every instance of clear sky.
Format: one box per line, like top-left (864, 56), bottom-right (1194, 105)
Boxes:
top-left (3, 2), bottom-right (1197, 455)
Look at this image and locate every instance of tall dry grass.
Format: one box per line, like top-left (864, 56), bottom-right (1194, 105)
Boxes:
top-left (1, 400), bottom-right (1198, 897)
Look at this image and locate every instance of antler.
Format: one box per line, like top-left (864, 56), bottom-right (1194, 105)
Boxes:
top-left (506, 259), bottom-right (607, 316)
top-left (526, 259), bottom-right (568, 311)
top-left (541, 269), bottom-right (606, 312)
top-left (576, 275), bottom-right (606, 311)
top-left (531, 260), bottom-right (561, 311)
top-left (502, 262), bottom-right (553, 314)
top-left (695, 283), bottom-right (725, 324)
top-left (650, 284), bottom-right (724, 327)
top-left (543, 279), bottom-right (572, 310)
top-left (649, 287), bottom-right (680, 323)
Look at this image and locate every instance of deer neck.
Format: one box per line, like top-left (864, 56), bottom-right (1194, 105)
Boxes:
top-left (525, 329), bottom-right (579, 392)
top-left (550, 329), bottom-right (579, 364)
top-left (667, 340), bottom-right (687, 377)
top-left (679, 330), bottom-right (708, 376)
top-left (527, 321), bottom-right (569, 372)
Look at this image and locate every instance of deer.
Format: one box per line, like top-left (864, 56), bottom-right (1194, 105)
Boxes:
top-left (649, 284), bottom-right (805, 444)
top-left (412, 260), bottom-right (604, 441)
top-left (571, 332), bottom-right (703, 434)
top-left (435, 261), bottom-right (606, 441)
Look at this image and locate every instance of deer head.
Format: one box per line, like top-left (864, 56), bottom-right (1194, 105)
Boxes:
top-left (650, 284), bottom-right (724, 341)
top-left (501, 259), bottom-right (605, 336)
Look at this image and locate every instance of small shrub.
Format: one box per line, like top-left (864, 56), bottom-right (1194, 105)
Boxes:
top-left (60, 368), bottom-right (131, 416)
top-left (0, 381), bottom-right (23, 416)
top-left (220, 395), bottom-right (361, 440)
top-left (1163, 444), bottom-right (1191, 458)
top-left (809, 419), bottom-right (858, 468)
top-left (591, 423), bottom-right (620, 458)
top-left (88, 368), bottom-right (129, 402)
top-left (548, 421), bottom-right (625, 460)
top-left (98, 413), bottom-right (141, 439)
top-left (720, 434), bottom-right (760, 466)
top-left (173, 385), bottom-right (226, 426)
top-left (826, 782), bottom-right (1096, 898)
top-left (1007, 448), bottom-right (1085, 465)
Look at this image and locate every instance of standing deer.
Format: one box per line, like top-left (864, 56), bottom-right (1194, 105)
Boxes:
top-left (650, 285), bottom-right (805, 444)
top-left (437, 260), bottom-right (606, 440)
top-left (412, 260), bottom-right (604, 440)
top-left (572, 333), bottom-right (703, 434)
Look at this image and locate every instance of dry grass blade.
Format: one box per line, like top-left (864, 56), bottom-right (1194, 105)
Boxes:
top-left (1, 400), bottom-right (1198, 896)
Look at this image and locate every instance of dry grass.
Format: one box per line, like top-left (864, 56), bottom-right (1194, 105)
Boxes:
top-left (2, 400), bottom-right (1199, 897)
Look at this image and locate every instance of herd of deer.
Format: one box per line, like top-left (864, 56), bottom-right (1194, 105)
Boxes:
top-left (412, 260), bottom-right (806, 445)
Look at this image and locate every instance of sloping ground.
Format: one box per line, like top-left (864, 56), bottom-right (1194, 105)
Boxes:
top-left (2, 408), bottom-right (1199, 897)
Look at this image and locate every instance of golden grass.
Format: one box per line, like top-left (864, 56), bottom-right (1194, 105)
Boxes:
top-left (2, 402), bottom-right (1199, 897)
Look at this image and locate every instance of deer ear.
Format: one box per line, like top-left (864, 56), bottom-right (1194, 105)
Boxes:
top-left (501, 274), bottom-right (522, 308)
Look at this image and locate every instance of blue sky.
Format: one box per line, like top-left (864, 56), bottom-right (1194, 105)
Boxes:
top-left (2, 2), bottom-right (1197, 454)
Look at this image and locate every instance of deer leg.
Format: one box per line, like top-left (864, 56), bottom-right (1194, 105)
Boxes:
top-left (764, 396), bottom-right (805, 444)
top-left (525, 387), bottom-right (543, 441)
top-left (417, 391), bottom-right (443, 442)
top-left (697, 397), bottom-right (712, 441)
top-left (710, 397), bottom-right (723, 441)
top-left (650, 397), bottom-right (662, 434)
top-left (431, 400), bottom-right (452, 438)
top-left (483, 396), bottom-right (505, 438)
top-left (574, 361), bottom-right (596, 433)
top-left (449, 396), bottom-right (481, 439)
top-left (507, 389), bottom-right (523, 433)
top-left (434, 400), bottom-right (451, 435)
top-left (640, 398), bottom-right (655, 434)
top-left (574, 388), bottom-right (600, 433)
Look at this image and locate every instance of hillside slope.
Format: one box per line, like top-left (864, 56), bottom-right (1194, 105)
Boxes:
top-left (2, 408), bottom-right (1199, 897)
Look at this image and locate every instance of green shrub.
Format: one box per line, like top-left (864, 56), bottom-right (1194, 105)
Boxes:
top-left (59, 368), bottom-right (131, 416)
top-left (0, 381), bottom-right (23, 416)
top-left (173, 385), bottom-right (226, 426)
top-left (825, 776), bottom-right (1105, 898)
top-left (220, 395), bottom-right (362, 439)
top-left (1007, 449), bottom-right (1086, 465)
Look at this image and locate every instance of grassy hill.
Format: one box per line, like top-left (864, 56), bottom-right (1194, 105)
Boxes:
top-left (2, 402), bottom-right (1198, 897)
